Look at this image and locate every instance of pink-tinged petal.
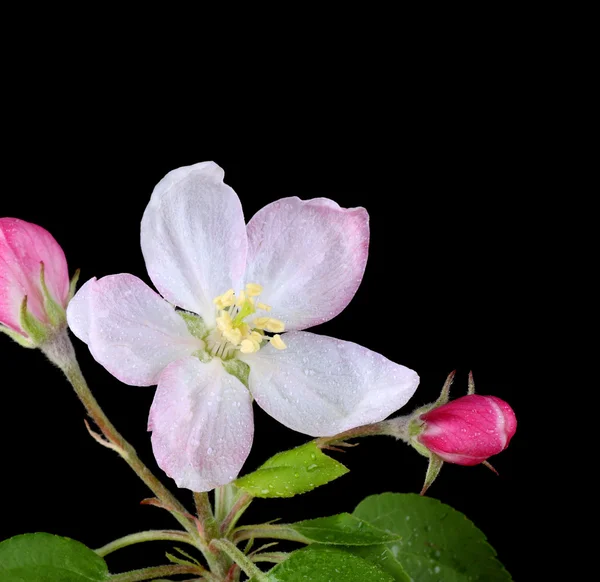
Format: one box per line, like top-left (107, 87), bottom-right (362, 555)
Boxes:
top-left (68, 274), bottom-right (203, 386)
top-left (0, 218), bottom-right (69, 332)
top-left (245, 197), bottom-right (369, 331)
top-left (141, 162), bottom-right (248, 325)
top-left (241, 331), bottom-right (419, 436)
top-left (418, 394), bottom-right (517, 465)
top-left (149, 357), bottom-right (254, 492)
top-left (66, 277), bottom-right (96, 344)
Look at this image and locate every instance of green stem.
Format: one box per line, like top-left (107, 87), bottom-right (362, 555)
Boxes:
top-left (214, 483), bottom-right (237, 522)
top-left (94, 530), bottom-right (195, 558)
top-left (233, 524), bottom-right (310, 545)
top-left (378, 415), bottom-right (413, 443)
top-left (193, 492), bottom-right (230, 575)
top-left (40, 331), bottom-right (223, 571)
top-left (315, 421), bottom-right (393, 447)
top-left (108, 564), bottom-right (204, 582)
top-left (194, 492), bottom-right (219, 539)
top-left (220, 491), bottom-right (253, 535)
top-left (316, 417), bottom-right (412, 447)
top-left (210, 539), bottom-right (268, 582)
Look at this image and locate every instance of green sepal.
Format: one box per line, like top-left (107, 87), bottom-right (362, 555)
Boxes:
top-left (434, 369), bottom-right (454, 406)
top-left (409, 434), bottom-right (431, 458)
top-left (39, 262), bottom-right (66, 327)
top-left (468, 370), bottom-right (476, 394)
top-left (406, 371), bottom-right (456, 464)
top-left (179, 311), bottom-right (209, 339)
top-left (411, 370), bottom-right (455, 419)
top-left (68, 269), bottom-right (81, 302)
top-left (193, 348), bottom-right (213, 363)
top-left (408, 417), bottom-right (425, 439)
top-left (19, 296), bottom-right (48, 345)
top-left (180, 311), bottom-right (211, 362)
top-left (0, 324), bottom-right (34, 348)
top-left (223, 358), bottom-right (250, 389)
top-left (420, 453), bottom-right (444, 495)
top-left (235, 442), bottom-right (349, 498)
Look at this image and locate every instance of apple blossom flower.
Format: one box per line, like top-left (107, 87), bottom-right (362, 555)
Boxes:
top-left (67, 162), bottom-right (419, 492)
top-left (0, 218), bottom-right (72, 347)
top-left (418, 394), bottom-right (517, 465)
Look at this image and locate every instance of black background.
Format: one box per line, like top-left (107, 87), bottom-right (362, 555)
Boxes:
top-left (0, 37), bottom-right (546, 580)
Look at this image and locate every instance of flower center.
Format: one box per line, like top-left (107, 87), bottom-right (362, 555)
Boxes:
top-left (206, 283), bottom-right (286, 359)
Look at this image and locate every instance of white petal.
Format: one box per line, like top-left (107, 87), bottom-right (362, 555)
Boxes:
top-left (244, 197), bottom-right (369, 331)
top-left (242, 331), bottom-right (419, 436)
top-left (66, 277), bottom-right (97, 344)
top-left (75, 274), bottom-right (203, 386)
top-left (149, 357), bottom-right (254, 492)
top-left (141, 162), bottom-right (248, 324)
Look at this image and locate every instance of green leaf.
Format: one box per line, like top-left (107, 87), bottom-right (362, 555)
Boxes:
top-left (0, 533), bottom-right (109, 581)
top-left (349, 493), bottom-right (512, 581)
top-left (235, 442), bottom-right (348, 498)
top-left (345, 546), bottom-right (412, 581)
top-left (222, 358), bottom-right (250, 389)
top-left (249, 546), bottom-right (394, 581)
top-left (289, 513), bottom-right (401, 545)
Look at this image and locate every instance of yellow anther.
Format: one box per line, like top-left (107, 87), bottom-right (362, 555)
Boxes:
top-left (253, 317), bottom-right (271, 330)
top-left (270, 334), bottom-right (287, 350)
top-left (240, 338), bottom-right (259, 353)
top-left (216, 313), bottom-right (232, 333)
top-left (213, 289), bottom-right (235, 309)
top-left (265, 318), bottom-right (285, 333)
top-left (240, 331), bottom-right (263, 354)
top-left (257, 302), bottom-right (272, 312)
top-left (245, 283), bottom-right (263, 297)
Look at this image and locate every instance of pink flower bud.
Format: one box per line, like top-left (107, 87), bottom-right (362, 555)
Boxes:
top-left (0, 218), bottom-right (70, 337)
top-left (417, 394), bottom-right (517, 466)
